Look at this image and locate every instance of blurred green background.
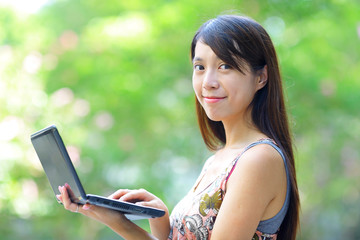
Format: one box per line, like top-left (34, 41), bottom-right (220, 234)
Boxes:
top-left (0, 0), bottom-right (359, 239)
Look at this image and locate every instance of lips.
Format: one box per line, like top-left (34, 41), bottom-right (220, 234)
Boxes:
top-left (203, 96), bottom-right (226, 103)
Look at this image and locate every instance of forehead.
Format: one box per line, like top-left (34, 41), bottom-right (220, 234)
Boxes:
top-left (193, 41), bottom-right (219, 62)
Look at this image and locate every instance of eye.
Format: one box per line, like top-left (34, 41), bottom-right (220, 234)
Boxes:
top-left (194, 64), bottom-right (205, 71)
top-left (219, 64), bottom-right (232, 70)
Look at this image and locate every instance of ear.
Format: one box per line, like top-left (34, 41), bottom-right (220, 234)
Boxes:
top-left (255, 65), bottom-right (268, 91)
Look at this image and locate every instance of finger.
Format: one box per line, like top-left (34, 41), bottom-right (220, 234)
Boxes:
top-left (108, 189), bottom-right (130, 199)
top-left (65, 183), bottom-right (76, 198)
top-left (134, 201), bottom-right (153, 207)
top-left (80, 203), bottom-right (107, 215)
top-left (119, 189), bottom-right (151, 202)
top-left (59, 186), bottom-right (78, 212)
top-left (82, 203), bottom-right (91, 211)
top-left (56, 194), bottom-right (63, 202)
top-left (59, 186), bottom-right (70, 207)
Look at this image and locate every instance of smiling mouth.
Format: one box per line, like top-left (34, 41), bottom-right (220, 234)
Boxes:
top-left (203, 96), bottom-right (225, 103)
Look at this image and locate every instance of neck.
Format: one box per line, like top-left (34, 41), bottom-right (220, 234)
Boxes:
top-left (222, 113), bottom-right (267, 149)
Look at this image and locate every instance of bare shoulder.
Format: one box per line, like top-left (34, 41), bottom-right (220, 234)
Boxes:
top-left (216, 143), bottom-right (287, 236)
top-left (226, 143), bottom-right (286, 195)
top-left (237, 143), bottom-right (284, 174)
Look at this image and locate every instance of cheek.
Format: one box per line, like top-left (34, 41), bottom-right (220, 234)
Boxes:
top-left (192, 77), bottom-right (202, 98)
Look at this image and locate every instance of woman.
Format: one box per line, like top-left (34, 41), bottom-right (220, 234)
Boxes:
top-left (58, 15), bottom-right (300, 240)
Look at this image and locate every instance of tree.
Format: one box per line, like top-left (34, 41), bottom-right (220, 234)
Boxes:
top-left (0, 0), bottom-right (359, 239)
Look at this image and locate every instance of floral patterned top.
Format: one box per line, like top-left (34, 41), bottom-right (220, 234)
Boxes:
top-left (168, 139), bottom-right (290, 240)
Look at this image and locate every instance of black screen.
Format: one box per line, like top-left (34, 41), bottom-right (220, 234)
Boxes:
top-left (31, 126), bottom-right (87, 204)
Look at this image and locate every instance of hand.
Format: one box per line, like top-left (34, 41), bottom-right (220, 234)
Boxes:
top-left (109, 188), bottom-right (168, 212)
top-left (57, 185), bottom-right (163, 239)
top-left (109, 189), bottom-right (170, 239)
top-left (57, 184), bottom-right (129, 228)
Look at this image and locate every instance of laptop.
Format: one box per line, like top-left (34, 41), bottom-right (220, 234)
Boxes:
top-left (31, 125), bottom-right (165, 220)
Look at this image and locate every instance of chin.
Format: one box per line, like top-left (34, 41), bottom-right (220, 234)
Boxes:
top-left (205, 113), bottom-right (224, 122)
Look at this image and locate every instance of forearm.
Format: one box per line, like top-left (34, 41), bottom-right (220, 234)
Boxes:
top-left (107, 217), bottom-right (158, 240)
top-left (149, 213), bottom-right (171, 240)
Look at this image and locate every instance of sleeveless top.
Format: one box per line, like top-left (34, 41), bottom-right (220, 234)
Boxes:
top-left (167, 139), bottom-right (291, 240)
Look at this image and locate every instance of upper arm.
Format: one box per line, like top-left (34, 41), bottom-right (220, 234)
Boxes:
top-left (211, 144), bottom-right (286, 240)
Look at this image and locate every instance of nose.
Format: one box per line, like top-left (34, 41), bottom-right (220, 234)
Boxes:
top-left (203, 69), bottom-right (219, 90)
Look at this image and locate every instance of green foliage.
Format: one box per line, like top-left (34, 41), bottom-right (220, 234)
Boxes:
top-left (0, 0), bottom-right (359, 239)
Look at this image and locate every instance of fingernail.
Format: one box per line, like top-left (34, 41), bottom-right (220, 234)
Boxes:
top-left (58, 186), bottom-right (62, 192)
top-left (83, 204), bottom-right (90, 210)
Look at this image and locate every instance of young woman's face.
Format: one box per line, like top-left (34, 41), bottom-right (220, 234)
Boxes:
top-left (192, 41), bottom-right (266, 123)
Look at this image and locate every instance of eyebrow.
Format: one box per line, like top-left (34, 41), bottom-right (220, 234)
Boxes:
top-left (193, 57), bottom-right (203, 62)
top-left (193, 56), bottom-right (221, 63)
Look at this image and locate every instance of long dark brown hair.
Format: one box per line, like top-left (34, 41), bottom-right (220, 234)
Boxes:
top-left (191, 15), bottom-right (300, 239)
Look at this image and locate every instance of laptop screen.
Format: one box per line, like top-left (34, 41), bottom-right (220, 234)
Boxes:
top-left (31, 126), bottom-right (87, 204)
